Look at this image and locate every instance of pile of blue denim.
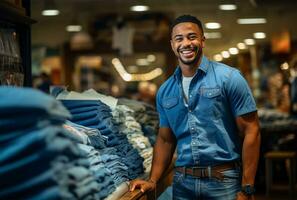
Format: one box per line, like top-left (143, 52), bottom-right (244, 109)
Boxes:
top-left (59, 99), bottom-right (144, 180)
top-left (0, 87), bottom-right (103, 200)
top-left (64, 122), bottom-right (130, 185)
top-left (258, 108), bottom-right (297, 132)
top-left (118, 98), bottom-right (158, 145)
top-left (112, 105), bottom-right (153, 172)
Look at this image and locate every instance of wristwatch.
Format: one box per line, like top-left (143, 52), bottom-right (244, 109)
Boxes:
top-left (241, 184), bottom-right (255, 196)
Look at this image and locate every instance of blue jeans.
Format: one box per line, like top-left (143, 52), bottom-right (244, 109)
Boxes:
top-left (172, 169), bottom-right (241, 200)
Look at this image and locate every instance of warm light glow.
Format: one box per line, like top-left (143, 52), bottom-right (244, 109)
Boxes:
top-left (253, 32), bottom-right (266, 39)
top-left (42, 9), bottom-right (60, 16)
top-left (147, 54), bottom-right (156, 62)
top-left (229, 47), bottom-right (239, 55)
top-left (280, 62), bottom-right (289, 70)
top-left (130, 5), bottom-right (149, 12)
top-left (237, 18), bottom-right (267, 24)
top-left (123, 73), bottom-right (132, 81)
top-left (204, 32), bottom-right (222, 39)
top-left (221, 51), bottom-right (230, 58)
top-left (244, 39), bottom-right (255, 45)
top-left (205, 22), bottom-right (221, 29)
top-left (219, 4), bottom-right (237, 10)
top-left (213, 54), bottom-right (223, 61)
top-left (111, 58), bottom-right (163, 81)
top-left (237, 42), bottom-right (247, 50)
top-left (136, 58), bottom-right (149, 66)
top-left (66, 25), bottom-right (82, 32)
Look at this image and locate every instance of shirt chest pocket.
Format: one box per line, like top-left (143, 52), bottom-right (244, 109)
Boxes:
top-left (162, 97), bottom-right (179, 109)
top-left (199, 87), bottom-right (222, 117)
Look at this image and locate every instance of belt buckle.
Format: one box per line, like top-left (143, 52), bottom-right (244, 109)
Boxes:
top-left (192, 166), bottom-right (206, 178)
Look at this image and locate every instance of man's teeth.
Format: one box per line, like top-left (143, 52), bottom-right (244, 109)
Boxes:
top-left (181, 50), bottom-right (192, 53)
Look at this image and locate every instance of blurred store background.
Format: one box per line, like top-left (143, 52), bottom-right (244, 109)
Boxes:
top-left (1, 0), bottom-right (297, 199)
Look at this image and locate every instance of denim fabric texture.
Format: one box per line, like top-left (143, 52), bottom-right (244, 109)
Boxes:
top-left (156, 56), bottom-right (257, 167)
top-left (0, 87), bottom-right (105, 200)
top-left (172, 169), bottom-right (241, 200)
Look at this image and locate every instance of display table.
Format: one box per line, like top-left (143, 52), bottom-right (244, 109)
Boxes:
top-left (120, 159), bottom-right (175, 200)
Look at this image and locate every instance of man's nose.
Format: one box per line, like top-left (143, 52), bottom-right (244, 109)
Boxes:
top-left (181, 38), bottom-right (191, 47)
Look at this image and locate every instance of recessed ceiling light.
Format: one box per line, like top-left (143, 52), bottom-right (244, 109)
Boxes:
top-left (204, 32), bottom-right (222, 39)
top-left (42, 9), bottom-right (59, 16)
top-left (237, 42), bottom-right (247, 49)
top-left (244, 39), bottom-right (255, 45)
top-left (221, 51), bottom-right (230, 58)
top-left (147, 54), bottom-right (156, 62)
top-left (219, 4), bottom-right (237, 10)
top-left (130, 5), bottom-right (149, 12)
top-left (213, 54), bottom-right (223, 61)
top-left (253, 32), bottom-right (266, 39)
top-left (229, 47), bottom-right (239, 55)
top-left (66, 25), bottom-right (82, 32)
top-left (205, 22), bottom-right (221, 29)
top-left (237, 18), bottom-right (267, 24)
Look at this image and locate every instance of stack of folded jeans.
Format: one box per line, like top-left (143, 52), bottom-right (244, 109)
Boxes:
top-left (60, 100), bottom-right (126, 147)
top-left (112, 105), bottom-right (152, 172)
top-left (0, 86), bottom-right (101, 200)
top-left (64, 120), bottom-right (107, 150)
top-left (118, 98), bottom-right (158, 145)
top-left (60, 98), bottom-right (144, 180)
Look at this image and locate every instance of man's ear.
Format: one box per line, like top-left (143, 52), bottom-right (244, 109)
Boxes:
top-left (201, 36), bottom-right (206, 48)
top-left (170, 39), bottom-right (175, 51)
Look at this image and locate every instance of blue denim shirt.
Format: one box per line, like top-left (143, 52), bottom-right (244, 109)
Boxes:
top-left (156, 56), bottom-right (257, 167)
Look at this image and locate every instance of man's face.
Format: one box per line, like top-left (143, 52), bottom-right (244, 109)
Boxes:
top-left (170, 22), bottom-right (205, 66)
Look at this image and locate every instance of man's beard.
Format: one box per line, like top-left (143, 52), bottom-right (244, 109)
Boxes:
top-left (178, 46), bottom-right (202, 65)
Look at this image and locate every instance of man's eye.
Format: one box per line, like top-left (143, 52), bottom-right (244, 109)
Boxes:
top-left (189, 36), bottom-right (197, 40)
top-left (175, 38), bottom-right (182, 42)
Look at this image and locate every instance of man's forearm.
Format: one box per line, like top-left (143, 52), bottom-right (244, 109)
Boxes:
top-left (241, 129), bottom-right (261, 185)
top-left (149, 135), bottom-right (176, 182)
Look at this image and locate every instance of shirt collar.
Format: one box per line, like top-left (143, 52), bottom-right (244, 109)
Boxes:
top-left (174, 55), bottom-right (210, 81)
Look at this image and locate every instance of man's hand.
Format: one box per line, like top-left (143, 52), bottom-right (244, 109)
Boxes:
top-left (129, 179), bottom-right (156, 193)
top-left (236, 192), bottom-right (255, 200)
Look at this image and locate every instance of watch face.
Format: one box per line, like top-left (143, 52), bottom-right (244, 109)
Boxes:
top-left (242, 185), bottom-right (255, 195)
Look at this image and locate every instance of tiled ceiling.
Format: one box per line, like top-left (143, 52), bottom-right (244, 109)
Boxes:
top-left (31, 0), bottom-right (297, 57)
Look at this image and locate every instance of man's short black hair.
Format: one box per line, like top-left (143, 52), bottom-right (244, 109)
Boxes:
top-left (170, 14), bottom-right (204, 35)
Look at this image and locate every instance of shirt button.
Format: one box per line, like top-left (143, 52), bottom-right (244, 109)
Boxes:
top-left (189, 95), bottom-right (192, 98)
top-left (191, 127), bottom-right (194, 130)
top-left (192, 141), bottom-right (196, 145)
top-left (189, 110), bottom-right (192, 112)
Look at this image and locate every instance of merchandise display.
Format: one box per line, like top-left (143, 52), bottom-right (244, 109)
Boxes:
top-left (0, 86), bottom-right (158, 199)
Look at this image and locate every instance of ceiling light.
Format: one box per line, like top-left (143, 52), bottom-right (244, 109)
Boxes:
top-left (204, 32), bottom-right (222, 39)
top-left (213, 54), bottom-right (223, 61)
top-left (147, 54), bottom-right (156, 62)
top-left (130, 5), bottom-right (149, 12)
top-left (66, 25), bottom-right (82, 32)
top-left (219, 4), bottom-right (237, 10)
top-left (221, 51), bottom-right (230, 58)
top-left (237, 18), bottom-right (267, 24)
top-left (229, 47), bottom-right (239, 55)
top-left (205, 22), bottom-right (221, 29)
top-left (237, 42), bottom-right (247, 49)
top-left (42, 10), bottom-right (59, 16)
top-left (42, 0), bottom-right (60, 16)
top-left (244, 39), bottom-right (255, 45)
top-left (253, 32), bottom-right (266, 39)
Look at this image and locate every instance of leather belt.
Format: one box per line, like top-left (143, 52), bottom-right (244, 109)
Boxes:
top-left (174, 162), bottom-right (239, 180)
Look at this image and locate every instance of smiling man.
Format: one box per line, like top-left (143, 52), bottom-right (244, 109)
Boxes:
top-left (130, 15), bottom-right (260, 200)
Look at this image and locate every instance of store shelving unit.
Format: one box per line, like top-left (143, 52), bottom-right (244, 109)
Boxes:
top-left (0, 0), bottom-right (35, 86)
